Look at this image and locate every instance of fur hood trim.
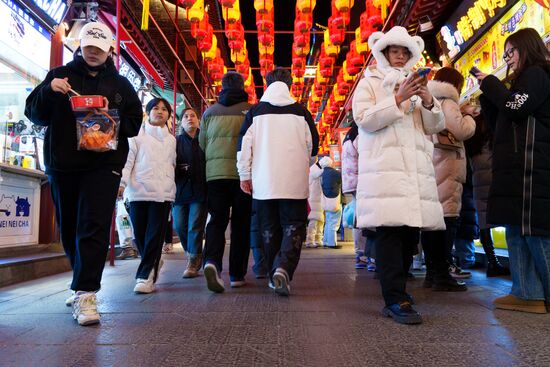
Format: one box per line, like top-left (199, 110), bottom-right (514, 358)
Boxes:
top-left (368, 26), bottom-right (424, 73)
top-left (427, 80), bottom-right (460, 104)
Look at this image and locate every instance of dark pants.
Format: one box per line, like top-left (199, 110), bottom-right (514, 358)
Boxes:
top-left (250, 204), bottom-right (267, 277)
top-left (443, 217), bottom-right (460, 264)
top-left (255, 199), bottom-right (308, 281)
top-left (49, 168), bottom-right (121, 292)
top-left (203, 179), bottom-right (252, 280)
top-left (374, 226), bottom-right (419, 306)
top-left (165, 214), bottom-right (173, 244)
top-left (422, 229), bottom-right (453, 282)
top-left (129, 201), bottom-right (171, 280)
top-left (173, 202), bottom-right (208, 255)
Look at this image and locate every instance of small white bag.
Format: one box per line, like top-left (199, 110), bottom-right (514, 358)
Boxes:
top-left (116, 200), bottom-right (134, 246)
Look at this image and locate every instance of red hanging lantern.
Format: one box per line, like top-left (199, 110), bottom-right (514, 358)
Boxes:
top-left (293, 29), bottom-right (310, 49)
top-left (292, 55), bottom-right (306, 69)
top-left (235, 59), bottom-right (250, 78)
top-left (292, 63), bottom-right (306, 78)
top-left (360, 5), bottom-right (383, 42)
top-left (256, 9), bottom-right (274, 32)
top-left (294, 9), bottom-right (313, 33)
top-left (258, 29), bottom-right (274, 47)
top-left (225, 20), bottom-right (244, 41)
top-left (197, 29), bottom-right (213, 52)
top-left (179, 0), bottom-right (196, 8)
top-left (191, 12), bottom-right (210, 40)
top-left (259, 53), bottom-right (274, 69)
top-left (328, 18), bottom-right (345, 45)
top-left (218, 0), bottom-right (236, 6)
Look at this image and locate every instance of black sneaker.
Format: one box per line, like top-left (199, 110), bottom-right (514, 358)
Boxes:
top-left (432, 277), bottom-right (467, 292)
top-left (382, 302), bottom-right (422, 324)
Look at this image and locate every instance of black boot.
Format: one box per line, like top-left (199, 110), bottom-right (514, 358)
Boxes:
top-left (480, 229), bottom-right (510, 277)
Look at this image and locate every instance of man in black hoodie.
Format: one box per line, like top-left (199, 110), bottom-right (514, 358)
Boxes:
top-left (25, 22), bottom-right (143, 326)
top-left (199, 72), bottom-right (252, 293)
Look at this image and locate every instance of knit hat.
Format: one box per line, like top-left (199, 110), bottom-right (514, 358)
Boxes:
top-left (319, 156), bottom-right (334, 168)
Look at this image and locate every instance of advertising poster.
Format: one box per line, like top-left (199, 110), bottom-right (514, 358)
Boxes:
top-left (453, 0), bottom-right (550, 95)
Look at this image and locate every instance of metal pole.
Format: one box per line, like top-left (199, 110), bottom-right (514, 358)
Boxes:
top-left (115, 0), bottom-right (121, 70)
top-left (173, 3), bottom-right (179, 135)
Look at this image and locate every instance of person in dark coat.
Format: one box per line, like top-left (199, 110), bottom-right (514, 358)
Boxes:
top-left (173, 108), bottom-right (208, 278)
top-left (475, 28), bottom-right (550, 314)
top-left (464, 114), bottom-right (510, 277)
top-left (24, 22), bottom-right (143, 326)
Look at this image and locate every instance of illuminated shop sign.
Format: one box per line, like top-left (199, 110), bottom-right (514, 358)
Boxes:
top-left (119, 60), bottom-right (143, 91)
top-left (31, 0), bottom-right (67, 24)
top-left (438, 0), bottom-right (515, 60)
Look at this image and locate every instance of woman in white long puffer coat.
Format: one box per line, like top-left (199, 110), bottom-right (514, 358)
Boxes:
top-left (421, 68), bottom-right (476, 291)
top-left (305, 160), bottom-right (324, 248)
top-left (352, 26), bottom-right (445, 324)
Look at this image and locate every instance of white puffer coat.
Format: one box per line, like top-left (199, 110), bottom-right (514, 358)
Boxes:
top-left (307, 162), bottom-right (324, 221)
top-left (121, 121), bottom-right (177, 202)
top-left (352, 66), bottom-right (446, 230)
top-left (428, 80), bottom-right (476, 217)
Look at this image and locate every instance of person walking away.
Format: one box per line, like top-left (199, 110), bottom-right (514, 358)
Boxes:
top-left (305, 159), bottom-right (324, 248)
top-left (173, 108), bottom-right (208, 278)
top-left (464, 114), bottom-right (510, 277)
top-left (421, 67), bottom-right (475, 291)
top-left (352, 26), bottom-right (445, 324)
top-left (250, 203), bottom-right (268, 278)
top-left (475, 28), bottom-right (550, 314)
top-left (119, 98), bottom-right (176, 294)
top-left (237, 67), bottom-right (319, 296)
top-left (319, 157), bottom-right (342, 248)
top-left (25, 22), bottom-right (143, 326)
top-left (341, 122), bottom-right (373, 269)
top-left (200, 72), bottom-right (252, 292)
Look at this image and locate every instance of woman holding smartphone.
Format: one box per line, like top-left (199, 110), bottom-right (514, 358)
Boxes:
top-left (475, 28), bottom-right (550, 314)
top-left (352, 26), bottom-right (445, 324)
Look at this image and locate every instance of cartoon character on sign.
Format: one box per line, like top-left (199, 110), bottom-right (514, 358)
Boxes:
top-left (0, 195), bottom-right (14, 216)
top-left (15, 197), bottom-right (30, 217)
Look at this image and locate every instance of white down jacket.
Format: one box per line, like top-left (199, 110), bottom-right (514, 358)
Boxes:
top-left (352, 66), bottom-right (446, 230)
top-left (427, 80), bottom-right (476, 217)
top-left (307, 162), bottom-right (324, 221)
top-left (121, 121), bottom-right (177, 202)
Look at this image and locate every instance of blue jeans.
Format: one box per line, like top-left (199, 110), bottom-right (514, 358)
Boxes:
top-left (454, 238), bottom-right (476, 268)
top-left (173, 202), bottom-right (208, 256)
top-left (323, 209), bottom-right (342, 247)
top-left (506, 226), bottom-right (550, 301)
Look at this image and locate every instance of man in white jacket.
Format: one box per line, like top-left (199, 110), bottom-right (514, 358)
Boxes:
top-left (237, 68), bottom-right (319, 296)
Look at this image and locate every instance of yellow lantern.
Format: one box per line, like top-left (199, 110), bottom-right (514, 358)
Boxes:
top-left (244, 70), bottom-right (253, 87)
top-left (334, 0), bottom-right (354, 12)
top-left (355, 27), bottom-right (369, 54)
top-left (231, 47), bottom-right (248, 64)
top-left (187, 0), bottom-right (204, 23)
top-left (323, 30), bottom-right (339, 57)
top-left (293, 75), bottom-right (304, 84)
top-left (316, 67), bottom-right (328, 84)
top-left (202, 34), bottom-right (217, 61)
top-left (373, 0), bottom-right (390, 21)
top-left (259, 43), bottom-right (274, 56)
top-left (334, 88), bottom-right (346, 102)
top-left (296, 0), bottom-right (316, 13)
top-left (222, 1), bottom-right (241, 23)
top-left (254, 0), bottom-right (273, 13)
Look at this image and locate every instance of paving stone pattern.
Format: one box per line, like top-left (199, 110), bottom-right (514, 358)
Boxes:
top-left (0, 244), bottom-right (549, 367)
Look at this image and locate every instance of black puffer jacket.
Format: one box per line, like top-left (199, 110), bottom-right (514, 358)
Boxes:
top-left (174, 130), bottom-right (206, 205)
top-left (456, 161), bottom-right (479, 241)
top-left (25, 55), bottom-right (143, 173)
top-left (480, 66), bottom-right (550, 236)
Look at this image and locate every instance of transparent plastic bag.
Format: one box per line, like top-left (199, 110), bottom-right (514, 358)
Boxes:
top-left (75, 109), bottom-right (120, 152)
top-left (116, 199), bottom-right (134, 246)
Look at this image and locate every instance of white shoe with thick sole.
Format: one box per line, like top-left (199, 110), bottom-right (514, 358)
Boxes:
top-left (204, 263), bottom-right (225, 293)
top-left (134, 278), bottom-right (155, 294)
top-left (72, 291), bottom-right (100, 326)
top-left (65, 291), bottom-right (76, 307)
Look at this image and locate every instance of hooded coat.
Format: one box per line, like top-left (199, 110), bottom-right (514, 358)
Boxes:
top-left (237, 81), bottom-right (319, 200)
top-left (427, 80), bottom-right (476, 216)
top-left (341, 124), bottom-right (359, 194)
top-left (319, 157), bottom-right (342, 212)
top-left (25, 55), bottom-right (143, 173)
top-left (308, 161), bottom-right (324, 221)
top-left (351, 26), bottom-right (446, 230)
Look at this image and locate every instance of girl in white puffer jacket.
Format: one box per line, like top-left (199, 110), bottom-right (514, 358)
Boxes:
top-left (120, 98), bottom-right (176, 294)
top-left (305, 159), bottom-right (324, 248)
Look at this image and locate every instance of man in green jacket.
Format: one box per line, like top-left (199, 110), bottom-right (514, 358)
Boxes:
top-left (199, 72), bottom-right (252, 293)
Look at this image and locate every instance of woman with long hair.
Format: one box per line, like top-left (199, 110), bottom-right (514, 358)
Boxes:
top-left (475, 28), bottom-right (550, 313)
top-left (119, 98), bottom-right (176, 294)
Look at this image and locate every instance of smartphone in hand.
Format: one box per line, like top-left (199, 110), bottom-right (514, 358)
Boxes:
top-left (469, 66), bottom-right (481, 77)
top-left (416, 67), bottom-right (432, 77)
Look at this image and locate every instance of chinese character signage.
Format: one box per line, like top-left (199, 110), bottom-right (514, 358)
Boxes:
top-left (438, 0), bottom-right (514, 61)
top-left (17, 0), bottom-right (69, 30)
top-left (118, 59), bottom-right (143, 91)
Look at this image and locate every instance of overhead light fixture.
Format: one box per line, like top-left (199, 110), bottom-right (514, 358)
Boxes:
top-left (418, 16), bottom-right (434, 33)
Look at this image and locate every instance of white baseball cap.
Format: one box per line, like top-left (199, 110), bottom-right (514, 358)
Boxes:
top-left (79, 22), bottom-right (113, 53)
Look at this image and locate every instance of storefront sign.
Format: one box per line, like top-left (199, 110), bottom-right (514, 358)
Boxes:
top-left (118, 59), bottom-right (143, 91)
top-left (0, 0), bottom-right (51, 78)
top-left (31, 0), bottom-right (68, 24)
top-left (454, 0), bottom-right (550, 95)
top-left (438, 0), bottom-right (515, 60)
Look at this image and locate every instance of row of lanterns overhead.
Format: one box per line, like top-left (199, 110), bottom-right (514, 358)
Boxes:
top-left (175, 0), bottom-right (391, 152)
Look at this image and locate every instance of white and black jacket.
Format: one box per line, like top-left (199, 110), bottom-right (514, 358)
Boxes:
top-left (480, 65), bottom-right (550, 236)
top-left (237, 81), bottom-right (319, 200)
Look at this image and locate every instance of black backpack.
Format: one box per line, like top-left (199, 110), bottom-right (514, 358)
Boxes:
top-left (321, 167), bottom-right (342, 198)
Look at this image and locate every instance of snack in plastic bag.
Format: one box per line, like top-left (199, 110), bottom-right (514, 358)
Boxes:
top-left (75, 109), bottom-right (120, 152)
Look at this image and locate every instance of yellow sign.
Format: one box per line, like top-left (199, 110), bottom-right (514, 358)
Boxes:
top-left (456, 0), bottom-right (508, 43)
top-left (455, 0), bottom-right (550, 94)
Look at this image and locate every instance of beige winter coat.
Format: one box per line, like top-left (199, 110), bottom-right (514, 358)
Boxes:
top-left (427, 80), bottom-right (476, 216)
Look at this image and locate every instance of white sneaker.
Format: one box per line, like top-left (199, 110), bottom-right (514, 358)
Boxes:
top-left (230, 280), bottom-right (246, 288)
top-left (204, 263), bottom-right (225, 293)
top-left (273, 268), bottom-right (290, 296)
top-left (72, 291), bottom-right (100, 326)
top-left (134, 278), bottom-right (155, 294)
top-left (65, 291), bottom-right (76, 307)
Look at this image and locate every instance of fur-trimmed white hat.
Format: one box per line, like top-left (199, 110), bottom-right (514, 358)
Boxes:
top-left (368, 26), bottom-right (424, 72)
